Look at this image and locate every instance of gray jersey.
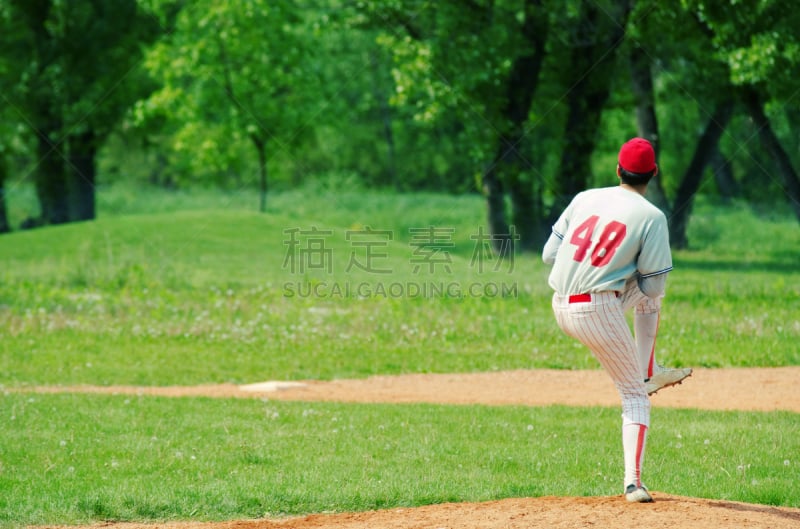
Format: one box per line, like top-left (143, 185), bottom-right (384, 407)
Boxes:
top-left (543, 186), bottom-right (672, 296)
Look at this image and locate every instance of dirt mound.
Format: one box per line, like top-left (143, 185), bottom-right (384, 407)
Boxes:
top-left (39, 494), bottom-right (800, 529)
top-left (23, 367), bottom-right (800, 529)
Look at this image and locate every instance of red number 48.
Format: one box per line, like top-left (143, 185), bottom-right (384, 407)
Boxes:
top-left (569, 215), bottom-right (627, 267)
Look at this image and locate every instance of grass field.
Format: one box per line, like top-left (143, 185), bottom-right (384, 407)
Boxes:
top-left (1, 184), bottom-right (799, 526)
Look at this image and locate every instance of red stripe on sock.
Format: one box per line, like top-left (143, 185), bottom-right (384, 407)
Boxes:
top-left (635, 425), bottom-right (648, 487)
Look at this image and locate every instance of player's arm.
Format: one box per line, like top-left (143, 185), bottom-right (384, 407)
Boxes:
top-left (541, 229), bottom-right (563, 265)
top-left (638, 271), bottom-right (668, 298)
top-left (542, 198), bottom-right (578, 265)
top-left (637, 214), bottom-right (672, 298)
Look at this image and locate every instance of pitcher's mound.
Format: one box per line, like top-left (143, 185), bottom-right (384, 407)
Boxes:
top-left (39, 494), bottom-right (800, 529)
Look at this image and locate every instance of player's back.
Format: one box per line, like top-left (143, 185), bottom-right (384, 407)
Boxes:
top-left (576, 186), bottom-right (663, 227)
top-left (548, 186), bottom-right (669, 295)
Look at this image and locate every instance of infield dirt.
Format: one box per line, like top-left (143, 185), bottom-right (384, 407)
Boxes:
top-left (28, 367), bottom-right (800, 529)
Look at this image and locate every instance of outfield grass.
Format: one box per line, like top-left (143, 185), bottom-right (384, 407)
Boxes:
top-left (1, 190), bottom-right (798, 385)
top-left (2, 394), bottom-right (798, 526)
top-left (0, 184), bottom-right (799, 526)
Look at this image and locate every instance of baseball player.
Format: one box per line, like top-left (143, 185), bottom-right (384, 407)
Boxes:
top-left (541, 137), bottom-right (692, 503)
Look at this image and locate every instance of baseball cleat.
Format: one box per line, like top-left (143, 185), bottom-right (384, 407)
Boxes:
top-left (645, 365), bottom-right (693, 395)
top-left (625, 484), bottom-right (654, 503)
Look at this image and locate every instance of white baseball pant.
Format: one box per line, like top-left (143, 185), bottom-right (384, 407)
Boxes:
top-left (551, 277), bottom-right (661, 488)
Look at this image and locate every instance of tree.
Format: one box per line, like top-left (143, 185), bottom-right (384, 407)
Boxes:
top-left (370, 1), bottom-right (530, 248)
top-left (669, 100), bottom-right (735, 248)
top-left (361, 0), bottom-right (527, 210)
top-left (10, 0), bottom-right (70, 225)
top-left (624, 2), bottom-right (753, 247)
top-left (4, 0), bottom-right (158, 225)
top-left (143, 0), bottom-right (319, 211)
top-left (0, 159), bottom-right (8, 234)
top-left (683, 0), bottom-right (800, 223)
top-left (742, 87), bottom-right (800, 221)
top-left (550, 0), bottom-right (631, 215)
top-left (627, 42), bottom-right (670, 213)
top-left (0, 3), bottom-right (21, 233)
top-left (485, 0), bottom-right (549, 253)
top-left (373, 0), bottom-right (638, 250)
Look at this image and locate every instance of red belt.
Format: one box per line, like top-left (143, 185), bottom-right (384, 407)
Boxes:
top-left (568, 292), bottom-right (619, 303)
top-left (568, 293), bottom-right (592, 303)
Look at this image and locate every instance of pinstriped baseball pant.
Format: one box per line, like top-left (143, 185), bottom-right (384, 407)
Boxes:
top-left (552, 279), bottom-right (653, 426)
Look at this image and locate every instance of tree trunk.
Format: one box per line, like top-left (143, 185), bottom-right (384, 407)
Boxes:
top-left (69, 129), bottom-right (97, 221)
top-left (252, 134), bottom-right (268, 212)
top-left (380, 99), bottom-right (396, 189)
top-left (552, 0), bottom-right (631, 217)
top-left (741, 88), bottom-right (800, 222)
top-left (222, 40), bottom-right (269, 211)
top-left (482, 163), bottom-right (510, 254)
top-left (35, 125), bottom-right (70, 225)
top-left (23, 2), bottom-right (68, 225)
top-left (710, 145), bottom-right (738, 203)
top-left (489, 0), bottom-right (548, 252)
top-left (0, 161), bottom-right (9, 234)
top-left (629, 43), bottom-right (670, 214)
top-left (507, 172), bottom-right (546, 251)
top-left (669, 100), bottom-right (735, 248)
top-left (371, 50), bottom-right (397, 189)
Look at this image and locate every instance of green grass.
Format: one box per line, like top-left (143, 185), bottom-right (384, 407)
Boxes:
top-left (1, 193), bottom-right (797, 386)
top-left (1, 393), bottom-right (798, 527)
top-left (0, 183), bottom-right (799, 525)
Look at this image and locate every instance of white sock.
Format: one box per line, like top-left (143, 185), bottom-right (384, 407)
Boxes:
top-left (623, 421), bottom-right (648, 488)
top-left (634, 310), bottom-right (659, 379)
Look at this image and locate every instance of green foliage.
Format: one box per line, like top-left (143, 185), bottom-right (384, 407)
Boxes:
top-left (1, 0), bottom-right (799, 240)
top-left (138, 0), bottom-right (321, 190)
top-left (3, 0), bottom-right (159, 139)
top-left (683, 0), bottom-right (800, 98)
top-left (371, 1), bottom-right (544, 164)
top-left (129, 0), bottom-right (488, 193)
top-left (0, 0), bottom-right (161, 224)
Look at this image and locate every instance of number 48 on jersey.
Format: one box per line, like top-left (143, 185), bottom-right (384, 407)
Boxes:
top-left (569, 215), bottom-right (627, 267)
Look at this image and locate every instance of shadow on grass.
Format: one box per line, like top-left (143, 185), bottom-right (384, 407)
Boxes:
top-left (707, 499), bottom-right (800, 522)
top-left (657, 496), bottom-right (800, 522)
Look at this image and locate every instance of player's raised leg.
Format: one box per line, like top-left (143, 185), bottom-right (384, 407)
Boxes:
top-left (622, 279), bottom-right (693, 395)
top-left (633, 304), bottom-right (659, 379)
top-left (633, 303), bottom-right (692, 394)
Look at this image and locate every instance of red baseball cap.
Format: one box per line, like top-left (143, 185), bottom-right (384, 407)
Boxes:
top-left (618, 138), bottom-right (656, 174)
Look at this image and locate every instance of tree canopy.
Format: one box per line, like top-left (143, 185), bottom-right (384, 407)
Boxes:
top-left (1, 0), bottom-right (798, 249)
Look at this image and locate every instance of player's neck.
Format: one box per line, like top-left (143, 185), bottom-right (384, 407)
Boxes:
top-left (619, 183), bottom-right (648, 196)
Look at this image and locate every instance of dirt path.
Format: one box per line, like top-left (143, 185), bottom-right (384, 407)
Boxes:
top-left (26, 367), bottom-right (800, 529)
top-left (23, 367), bottom-right (800, 412)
